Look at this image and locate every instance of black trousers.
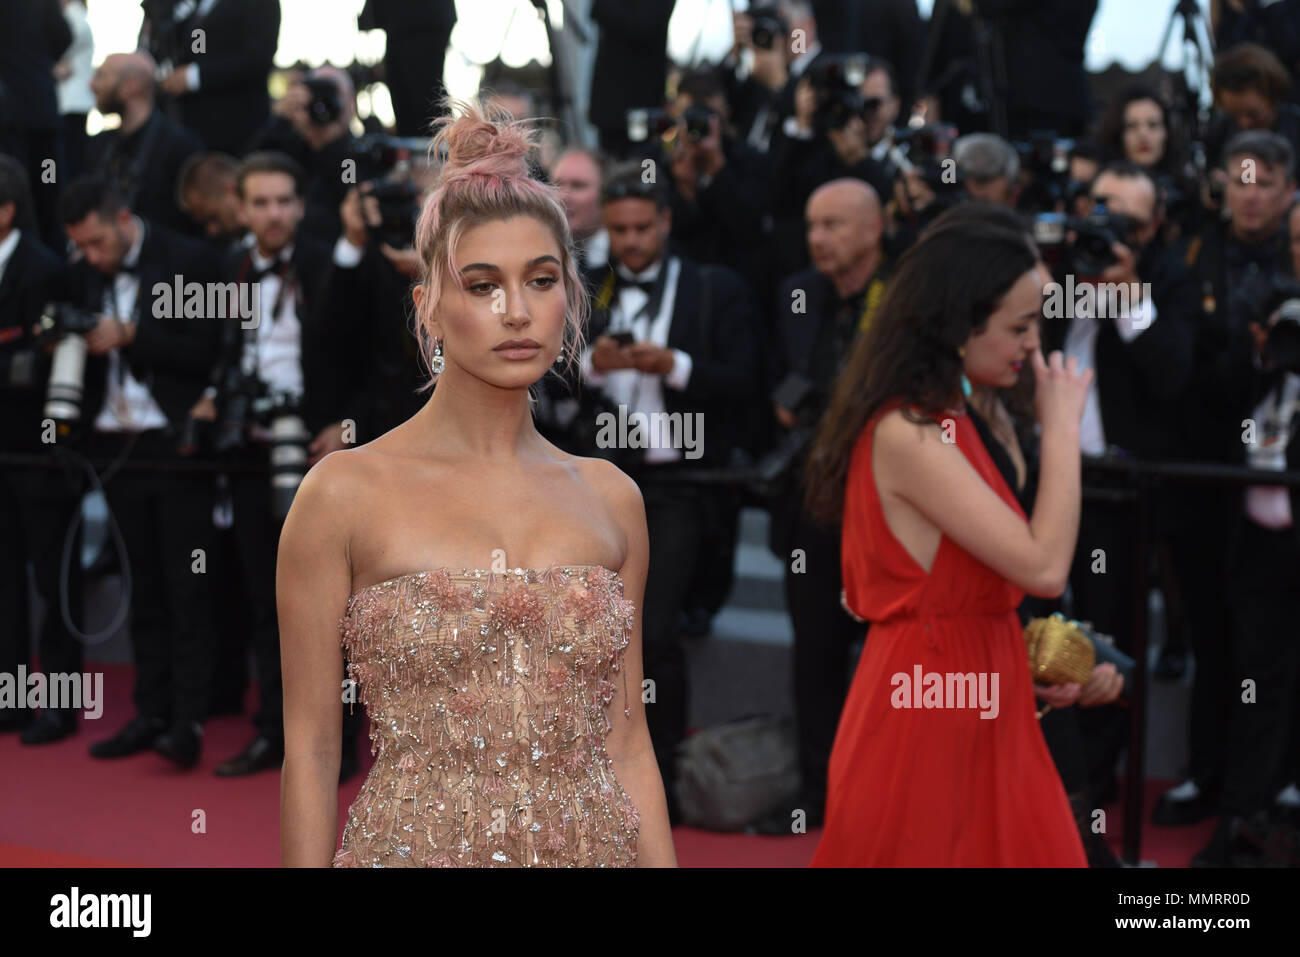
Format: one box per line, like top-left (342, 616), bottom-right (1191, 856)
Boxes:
top-left (82, 430), bottom-right (217, 728)
top-left (228, 443), bottom-right (285, 745)
top-left (1068, 492), bottom-right (1138, 796)
top-left (778, 483), bottom-right (865, 812)
top-left (385, 28), bottom-right (452, 137)
top-left (1222, 513), bottom-right (1300, 816)
top-left (1162, 487), bottom-right (1234, 794)
top-left (0, 452), bottom-right (85, 718)
top-left (632, 467), bottom-right (714, 808)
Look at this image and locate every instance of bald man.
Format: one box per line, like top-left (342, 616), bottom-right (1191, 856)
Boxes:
top-left (86, 51), bottom-right (204, 235)
top-left (756, 176), bottom-right (889, 835)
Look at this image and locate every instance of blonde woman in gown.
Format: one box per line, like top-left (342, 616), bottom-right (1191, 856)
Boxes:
top-left (277, 99), bottom-right (676, 867)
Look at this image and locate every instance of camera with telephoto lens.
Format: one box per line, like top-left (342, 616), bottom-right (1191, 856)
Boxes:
top-left (807, 54), bottom-right (880, 135)
top-left (749, 7), bottom-right (787, 51)
top-left (1031, 206), bottom-right (1137, 277)
top-left (753, 372), bottom-right (825, 494)
top-left (1012, 130), bottom-right (1075, 213)
top-left (214, 368), bottom-right (310, 519)
top-left (353, 134), bottom-right (429, 249)
top-left (301, 76), bottom-right (343, 126)
top-left (33, 302), bottom-right (100, 432)
top-left (361, 178), bottom-right (420, 249)
top-left (889, 123), bottom-right (960, 195)
top-left (1239, 275), bottom-right (1300, 375)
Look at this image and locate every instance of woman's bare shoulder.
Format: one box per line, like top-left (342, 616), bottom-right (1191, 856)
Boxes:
top-left (569, 454), bottom-right (644, 515)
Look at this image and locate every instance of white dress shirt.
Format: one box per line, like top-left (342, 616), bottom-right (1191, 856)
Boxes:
top-left (581, 257), bottom-right (693, 465)
top-left (1244, 372), bottom-right (1300, 529)
top-left (243, 238), bottom-right (304, 399)
top-left (94, 219), bottom-right (170, 432)
top-left (0, 228), bottom-right (20, 286)
top-left (1062, 293), bottom-right (1157, 456)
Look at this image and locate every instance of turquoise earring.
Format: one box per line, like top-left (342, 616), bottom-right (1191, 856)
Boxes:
top-left (958, 346), bottom-right (970, 398)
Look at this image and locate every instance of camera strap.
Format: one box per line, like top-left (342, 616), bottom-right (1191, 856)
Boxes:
top-left (103, 112), bottom-right (164, 213)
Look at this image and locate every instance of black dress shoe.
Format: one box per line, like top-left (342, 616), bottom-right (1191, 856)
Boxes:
top-left (215, 735), bottom-right (283, 776)
top-left (20, 710), bottom-right (77, 745)
top-left (89, 714), bottom-right (168, 759)
top-left (1191, 812), bottom-right (1273, 867)
top-left (154, 721), bottom-right (203, 769)
top-left (1153, 780), bottom-right (1219, 827)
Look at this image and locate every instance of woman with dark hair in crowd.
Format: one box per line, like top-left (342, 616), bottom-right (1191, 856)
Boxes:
top-left (277, 98), bottom-right (674, 867)
top-left (804, 203), bottom-right (1093, 866)
top-left (1096, 82), bottom-right (1201, 242)
top-left (933, 204), bottom-right (1127, 866)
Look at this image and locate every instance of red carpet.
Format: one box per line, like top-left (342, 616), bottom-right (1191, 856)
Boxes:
top-left (0, 663), bottom-right (1211, 867)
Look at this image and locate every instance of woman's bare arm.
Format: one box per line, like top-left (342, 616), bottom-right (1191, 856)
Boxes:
top-left (279, 452), bottom-right (355, 867)
top-left (594, 461), bottom-right (677, 867)
top-left (876, 350), bottom-right (1089, 598)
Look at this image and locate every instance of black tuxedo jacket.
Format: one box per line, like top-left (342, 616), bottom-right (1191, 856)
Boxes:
top-left (320, 242), bottom-right (426, 441)
top-left (65, 221), bottom-right (222, 442)
top-left (216, 236), bottom-right (339, 435)
top-left (1039, 245), bottom-right (1198, 461)
top-left (87, 110), bottom-right (205, 236)
top-left (168, 0), bottom-right (280, 155)
top-left (0, 230), bottom-right (64, 452)
top-left (585, 256), bottom-right (761, 466)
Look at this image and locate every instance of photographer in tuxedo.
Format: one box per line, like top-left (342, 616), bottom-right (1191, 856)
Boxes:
top-left (758, 177), bottom-right (887, 833)
top-left (146, 0), bottom-right (281, 157)
top-left (195, 151), bottom-right (355, 777)
top-left (1037, 161), bottom-right (1199, 808)
top-left (580, 168), bottom-right (760, 820)
top-left (176, 151), bottom-right (244, 248)
top-left (1161, 131), bottom-right (1296, 829)
top-left (247, 66), bottom-right (366, 244)
top-left (0, 155), bottom-right (79, 741)
top-left (86, 51), bottom-right (204, 236)
top-left (58, 176), bottom-right (222, 767)
top-left (322, 179), bottom-right (428, 447)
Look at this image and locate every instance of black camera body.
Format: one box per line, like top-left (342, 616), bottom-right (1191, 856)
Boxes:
top-left (363, 178), bottom-right (421, 250)
top-left (808, 54), bottom-right (879, 134)
top-left (302, 76), bottom-right (343, 127)
top-left (1012, 130), bottom-right (1075, 213)
top-left (890, 123), bottom-right (960, 194)
top-left (1032, 207), bottom-right (1137, 277)
top-left (1240, 275), bottom-right (1300, 375)
top-left (749, 7), bottom-right (787, 51)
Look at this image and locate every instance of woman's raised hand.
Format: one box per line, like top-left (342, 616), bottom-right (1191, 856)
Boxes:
top-left (1031, 347), bottom-right (1093, 433)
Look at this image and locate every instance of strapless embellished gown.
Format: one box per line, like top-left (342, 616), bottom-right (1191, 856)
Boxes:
top-left (331, 564), bottom-right (641, 867)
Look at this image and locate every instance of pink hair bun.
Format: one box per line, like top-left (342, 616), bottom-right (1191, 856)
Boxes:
top-left (431, 97), bottom-right (536, 189)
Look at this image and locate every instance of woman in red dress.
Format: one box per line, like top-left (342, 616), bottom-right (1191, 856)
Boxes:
top-left (803, 206), bottom-right (1093, 866)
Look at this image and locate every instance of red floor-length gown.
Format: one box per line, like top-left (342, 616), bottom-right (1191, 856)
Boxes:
top-left (812, 397), bottom-right (1087, 867)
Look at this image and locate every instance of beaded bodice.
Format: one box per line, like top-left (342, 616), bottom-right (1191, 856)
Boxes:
top-left (331, 564), bottom-right (640, 867)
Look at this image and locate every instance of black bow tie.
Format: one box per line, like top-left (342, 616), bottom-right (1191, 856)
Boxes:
top-left (614, 272), bottom-right (656, 295)
top-left (250, 255), bottom-right (292, 283)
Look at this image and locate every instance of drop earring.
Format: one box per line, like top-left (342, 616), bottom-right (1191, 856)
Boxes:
top-left (958, 346), bottom-right (971, 398)
top-left (431, 337), bottom-right (445, 375)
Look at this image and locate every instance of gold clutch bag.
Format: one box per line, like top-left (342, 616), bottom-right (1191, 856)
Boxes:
top-left (1023, 613), bottom-right (1096, 685)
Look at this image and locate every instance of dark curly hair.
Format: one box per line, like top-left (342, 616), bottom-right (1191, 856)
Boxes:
top-left (802, 202), bottom-right (1040, 525)
top-left (1095, 82), bottom-right (1182, 176)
